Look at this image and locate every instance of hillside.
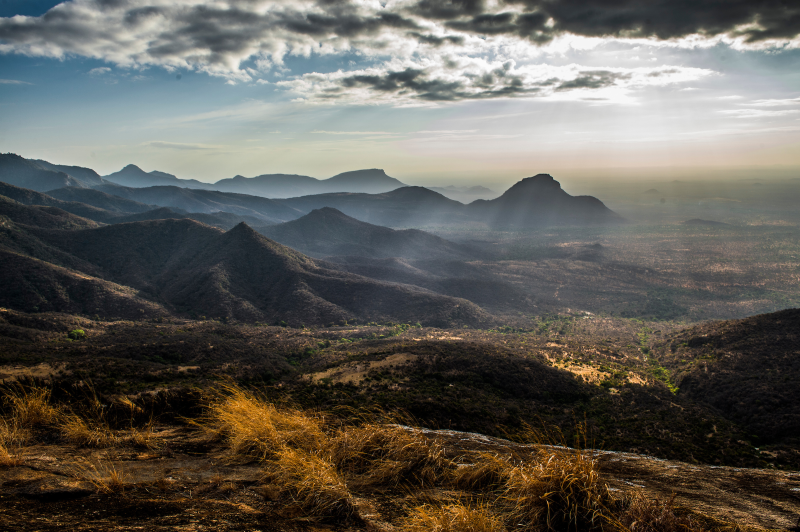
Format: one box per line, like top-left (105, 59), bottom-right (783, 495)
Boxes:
top-left (112, 207), bottom-right (272, 231)
top-left (259, 207), bottom-right (477, 260)
top-left (93, 184), bottom-right (303, 223)
top-left (0, 153), bottom-right (87, 192)
top-left (0, 182), bottom-right (118, 223)
top-left (32, 159), bottom-right (105, 186)
top-left (0, 195), bottom-right (99, 230)
top-left (46, 187), bottom-right (158, 214)
top-left (468, 174), bottom-right (624, 228)
top-left (279, 186), bottom-right (467, 227)
top-left (656, 308), bottom-right (800, 447)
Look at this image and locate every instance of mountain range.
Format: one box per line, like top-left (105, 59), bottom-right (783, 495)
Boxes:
top-left (101, 163), bottom-right (407, 198)
top-left (0, 194), bottom-right (492, 326)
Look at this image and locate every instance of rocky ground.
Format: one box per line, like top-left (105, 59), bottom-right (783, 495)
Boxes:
top-left (1, 425), bottom-right (798, 531)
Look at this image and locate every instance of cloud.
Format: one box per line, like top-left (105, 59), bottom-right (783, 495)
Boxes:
top-left (280, 60), bottom-right (713, 104)
top-left (720, 109), bottom-right (800, 118)
top-left (311, 130), bottom-right (395, 135)
top-left (146, 141), bottom-right (216, 150)
top-left (0, 78), bottom-right (31, 84)
top-left (0, 0), bottom-right (782, 102)
top-left (746, 97), bottom-right (800, 107)
top-left (89, 66), bottom-right (111, 75)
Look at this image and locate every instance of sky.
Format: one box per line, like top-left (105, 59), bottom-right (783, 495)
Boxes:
top-left (1, 0), bottom-right (799, 189)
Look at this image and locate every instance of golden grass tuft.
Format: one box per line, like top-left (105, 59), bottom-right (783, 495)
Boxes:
top-left (504, 447), bottom-right (615, 532)
top-left (331, 423), bottom-right (451, 487)
top-left (3, 385), bottom-right (60, 429)
top-left (451, 452), bottom-right (513, 491)
top-left (401, 501), bottom-right (507, 532)
top-left (59, 411), bottom-right (118, 447)
top-left (618, 492), bottom-right (706, 532)
top-left (205, 385), bottom-right (326, 460)
top-left (77, 461), bottom-right (128, 494)
top-left (262, 446), bottom-right (356, 520)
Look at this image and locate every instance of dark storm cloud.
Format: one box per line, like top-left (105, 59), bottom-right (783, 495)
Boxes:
top-left (555, 70), bottom-right (630, 91)
top-left (438, 0), bottom-right (800, 42)
top-left (409, 32), bottom-right (465, 46)
top-left (408, 0), bottom-right (486, 20)
top-left (300, 65), bottom-right (552, 102)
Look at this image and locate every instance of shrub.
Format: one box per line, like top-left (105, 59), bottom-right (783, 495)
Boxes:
top-left (68, 329), bottom-right (86, 340)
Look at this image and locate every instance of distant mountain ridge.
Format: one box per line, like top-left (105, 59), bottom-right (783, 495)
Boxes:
top-left (467, 173), bottom-right (624, 228)
top-left (260, 207), bottom-right (479, 260)
top-left (101, 163), bottom-right (407, 198)
top-left (103, 164), bottom-right (213, 189)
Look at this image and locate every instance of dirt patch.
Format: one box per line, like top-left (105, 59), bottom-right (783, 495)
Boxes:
top-left (0, 362), bottom-right (67, 381)
top-left (306, 353), bottom-right (418, 384)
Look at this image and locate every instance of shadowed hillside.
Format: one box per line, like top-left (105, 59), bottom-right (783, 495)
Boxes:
top-left (46, 187), bottom-right (157, 214)
top-left (93, 184), bottom-right (302, 223)
top-left (468, 174), bottom-right (624, 228)
top-left (259, 207), bottom-right (478, 260)
top-left (32, 159), bottom-right (105, 186)
top-left (656, 308), bottom-right (800, 448)
top-left (112, 207), bottom-right (273, 231)
top-left (0, 154), bottom-right (87, 192)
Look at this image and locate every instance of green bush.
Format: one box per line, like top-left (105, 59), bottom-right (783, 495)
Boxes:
top-left (68, 329), bottom-right (86, 341)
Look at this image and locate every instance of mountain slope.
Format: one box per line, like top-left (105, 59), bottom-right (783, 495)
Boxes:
top-left (0, 153), bottom-right (88, 192)
top-left (112, 207), bottom-right (272, 231)
top-left (93, 184), bottom-right (303, 223)
top-left (46, 187), bottom-right (158, 214)
top-left (32, 159), bottom-right (105, 186)
top-left (468, 174), bottom-right (624, 228)
top-left (259, 207), bottom-right (477, 260)
top-left (103, 164), bottom-right (212, 189)
top-left (279, 186), bottom-right (467, 227)
top-left (658, 308), bottom-right (800, 446)
top-left (0, 182), bottom-right (119, 223)
top-left (0, 195), bottom-right (99, 230)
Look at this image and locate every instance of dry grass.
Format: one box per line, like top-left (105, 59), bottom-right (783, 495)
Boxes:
top-left (2, 385), bottom-right (60, 429)
top-left (504, 447), bottom-right (615, 532)
top-left (401, 501), bottom-right (507, 532)
top-left (60, 411), bottom-right (118, 447)
top-left (451, 452), bottom-right (514, 491)
top-left (205, 385), bottom-right (326, 460)
top-left (618, 492), bottom-right (706, 532)
top-left (77, 461), bottom-right (128, 494)
top-left (262, 446), bottom-right (355, 520)
top-left (331, 423), bottom-right (451, 487)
